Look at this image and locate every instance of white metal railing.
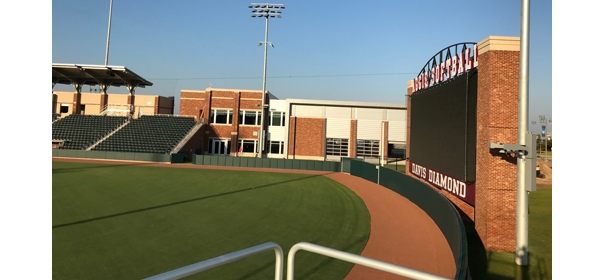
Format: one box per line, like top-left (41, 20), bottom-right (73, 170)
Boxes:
top-left (143, 241), bottom-right (452, 280)
top-left (142, 242), bottom-right (284, 280)
top-left (286, 242), bottom-right (451, 280)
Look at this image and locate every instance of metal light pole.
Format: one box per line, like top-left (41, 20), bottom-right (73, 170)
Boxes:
top-left (531, 121), bottom-right (537, 153)
top-left (249, 3), bottom-right (285, 158)
top-left (515, 0), bottom-right (531, 266)
top-left (105, 0), bottom-right (114, 66)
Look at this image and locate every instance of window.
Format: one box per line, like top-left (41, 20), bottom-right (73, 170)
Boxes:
top-left (60, 104), bottom-right (69, 113)
top-left (357, 140), bottom-right (380, 157)
top-left (210, 109), bottom-right (233, 124)
top-left (239, 110), bottom-right (262, 126)
top-left (326, 138), bottom-right (349, 156)
top-left (268, 141), bottom-right (284, 154)
top-left (237, 139), bottom-right (258, 153)
top-left (269, 111), bottom-right (285, 126)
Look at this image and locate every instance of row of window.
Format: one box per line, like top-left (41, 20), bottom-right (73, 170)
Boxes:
top-left (208, 138), bottom-right (285, 155)
top-left (326, 138), bottom-right (380, 157)
top-left (209, 109), bottom-right (285, 126)
top-left (207, 137), bottom-right (380, 157)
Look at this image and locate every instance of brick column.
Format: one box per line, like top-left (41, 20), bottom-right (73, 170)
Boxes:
top-left (71, 89), bottom-right (81, 114)
top-left (405, 80), bottom-right (414, 168)
top-left (52, 92), bottom-right (57, 114)
top-left (288, 116), bottom-right (297, 158)
top-left (350, 120), bottom-right (357, 158)
top-left (127, 94), bottom-right (135, 117)
top-left (475, 36), bottom-right (521, 252)
top-left (382, 121), bottom-right (389, 163)
top-left (231, 92), bottom-right (241, 155)
top-left (154, 96), bottom-right (159, 114)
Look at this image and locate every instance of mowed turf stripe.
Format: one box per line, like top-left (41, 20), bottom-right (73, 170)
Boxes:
top-left (52, 162), bottom-right (369, 280)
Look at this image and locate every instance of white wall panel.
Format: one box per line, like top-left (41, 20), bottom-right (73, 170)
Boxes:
top-left (325, 107), bottom-right (351, 119)
top-left (357, 120), bottom-right (382, 140)
top-left (356, 108), bottom-right (384, 120)
top-left (388, 121), bottom-right (406, 142)
top-left (292, 105), bottom-right (324, 117)
top-left (268, 126), bottom-right (286, 141)
top-left (326, 118), bottom-right (351, 138)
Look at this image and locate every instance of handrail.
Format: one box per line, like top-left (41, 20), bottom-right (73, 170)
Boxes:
top-left (286, 242), bottom-right (451, 280)
top-left (142, 242), bottom-right (284, 280)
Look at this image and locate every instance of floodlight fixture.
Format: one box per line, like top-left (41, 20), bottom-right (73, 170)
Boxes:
top-left (249, 3), bottom-right (284, 158)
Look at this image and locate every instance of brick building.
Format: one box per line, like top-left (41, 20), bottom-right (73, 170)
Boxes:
top-left (178, 88), bottom-right (407, 162)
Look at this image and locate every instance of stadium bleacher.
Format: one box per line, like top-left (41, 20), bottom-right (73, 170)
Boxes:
top-left (52, 115), bottom-right (128, 150)
top-left (52, 113), bottom-right (61, 122)
top-left (91, 115), bottom-right (196, 154)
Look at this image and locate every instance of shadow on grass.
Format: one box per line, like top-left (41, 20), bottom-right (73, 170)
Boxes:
top-left (53, 173), bottom-right (336, 229)
top-left (460, 207), bottom-right (551, 280)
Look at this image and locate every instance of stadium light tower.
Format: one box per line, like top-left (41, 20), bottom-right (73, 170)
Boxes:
top-left (249, 3), bottom-right (285, 158)
top-left (105, 0), bottom-right (114, 66)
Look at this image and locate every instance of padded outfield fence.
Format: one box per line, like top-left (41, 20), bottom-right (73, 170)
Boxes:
top-left (52, 149), bottom-right (186, 163)
top-left (191, 155), bottom-right (341, 172)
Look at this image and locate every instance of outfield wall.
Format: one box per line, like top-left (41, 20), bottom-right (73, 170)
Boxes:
top-left (51, 149), bottom-right (184, 163)
top-left (192, 154), bottom-right (340, 172)
top-left (342, 158), bottom-right (469, 280)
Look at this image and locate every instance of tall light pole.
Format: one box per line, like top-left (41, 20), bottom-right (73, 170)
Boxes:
top-left (105, 0), bottom-right (114, 66)
top-left (249, 3), bottom-right (285, 158)
top-left (531, 121), bottom-right (537, 152)
top-left (515, 0), bottom-right (531, 266)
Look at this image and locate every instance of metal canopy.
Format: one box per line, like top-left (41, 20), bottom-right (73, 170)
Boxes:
top-left (52, 63), bottom-right (153, 91)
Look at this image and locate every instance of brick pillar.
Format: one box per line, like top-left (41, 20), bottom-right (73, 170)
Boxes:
top-left (382, 121), bottom-right (389, 163)
top-left (154, 96), bottom-right (159, 114)
top-left (350, 120), bottom-right (357, 158)
top-left (72, 84), bottom-right (82, 114)
top-left (321, 119), bottom-right (327, 157)
top-left (475, 36), bottom-right (521, 252)
top-left (288, 116), bottom-right (297, 158)
top-left (52, 92), bottom-right (57, 114)
top-left (405, 80), bottom-right (414, 168)
top-left (205, 91), bottom-right (212, 124)
top-left (127, 94), bottom-right (135, 117)
top-left (231, 92), bottom-right (241, 155)
top-left (99, 94), bottom-right (108, 113)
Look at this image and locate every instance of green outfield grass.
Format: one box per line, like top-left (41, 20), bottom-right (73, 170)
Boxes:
top-left (467, 188), bottom-right (552, 279)
top-left (384, 163), bottom-right (406, 173)
top-left (52, 161), bottom-right (370, 280)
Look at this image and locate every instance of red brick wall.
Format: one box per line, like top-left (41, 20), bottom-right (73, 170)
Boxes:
top-left (180, 91), bottom-right (207, 121)
top-left (179, 89), bottom-right (266, 155)
top-left (288, 117), bottom-right (325, 157)
top-left (475, 49), bottom-right (520, 252)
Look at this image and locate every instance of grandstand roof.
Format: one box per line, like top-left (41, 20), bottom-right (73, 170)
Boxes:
top-left (52, 63), bottom-right (153, 89)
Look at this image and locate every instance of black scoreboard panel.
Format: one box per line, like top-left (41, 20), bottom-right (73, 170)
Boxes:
top-left (410, 70), bottom-right (477, 182)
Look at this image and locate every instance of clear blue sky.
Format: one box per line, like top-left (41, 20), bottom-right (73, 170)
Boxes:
top-left (51, 0), bottom-right (552, 132)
